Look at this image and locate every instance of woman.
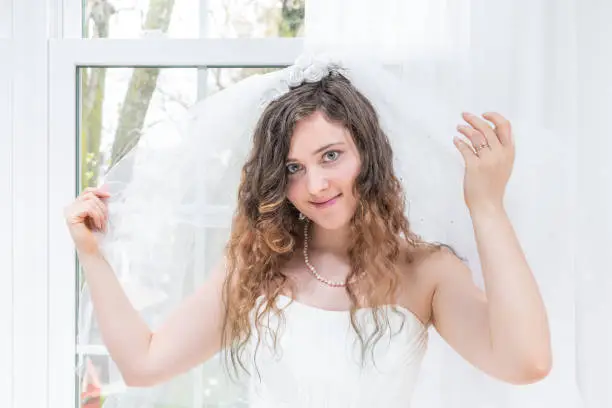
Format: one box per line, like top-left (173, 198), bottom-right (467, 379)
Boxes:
top-left (64, 55), bottom-right (552, 407)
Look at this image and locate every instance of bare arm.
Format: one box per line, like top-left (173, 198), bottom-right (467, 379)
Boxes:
top-left (429, 207), bottom-right (552, 385)
top-left (79, 251), bottom-right (227, 387)
top-left (67, 187), bottom-right (228, 387)
top-left (437, 112), bottom-right (552, 384)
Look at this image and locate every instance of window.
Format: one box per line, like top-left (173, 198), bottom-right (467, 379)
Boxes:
top-left (77, 66), bottom-right (276, 407)
top-left (83, 0), bottom-right (305, 39)
top-left (48, 2), bottom-right (304, 407)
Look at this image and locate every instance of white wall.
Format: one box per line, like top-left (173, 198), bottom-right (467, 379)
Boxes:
top-left (0, 37), bottom-right (14, 408)
top-left (2, 0), bottom-right (52, 406)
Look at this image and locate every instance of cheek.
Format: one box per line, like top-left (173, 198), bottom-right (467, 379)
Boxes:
top-left (285, 179), bottom-right (303, 207)
top-left (340, 158), bottom-right (361, 193)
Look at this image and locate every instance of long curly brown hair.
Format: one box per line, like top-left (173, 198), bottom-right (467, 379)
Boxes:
top-left (221, 69), bottom-right (450, 378)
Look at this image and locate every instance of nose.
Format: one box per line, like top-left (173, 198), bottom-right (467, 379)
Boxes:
top-left (306, 168), bottom-right (329, 196)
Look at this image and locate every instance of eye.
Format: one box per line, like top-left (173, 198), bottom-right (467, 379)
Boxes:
top-left (286, 163), bottom-right (301, 174)
top-left (323, 150), bottom-right (341, 162)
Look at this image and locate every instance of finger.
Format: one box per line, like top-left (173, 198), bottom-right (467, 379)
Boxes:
top-left (88, 202), bottom-right (107, 232)
top-left (85, 202), bottom-right (103, 230)
top-left (82, 193), bottom-right (104, 211)
top-left (94, 196), bottom-right (109, 230)
top-left (482, 112), bottom-right (513, 146)
top-left (94, 197), bottom-right (108, 226)
top-left (84, 194), bottom-right (108, 224)
top-left (462, 112), bottom-right (500, 147)
top-left (457, 125), bottom-right (490, 154)
top-left (80, 187), bottom-right (111, 199)
top-left (453, 136), bottom-right (477, 164)
top-left (78, 191), bottom-right (92, 201)
top-left (78, 191), bottom-right (100, 203)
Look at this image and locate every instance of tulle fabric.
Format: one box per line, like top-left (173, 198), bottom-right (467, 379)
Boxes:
top-left (304, 1), bottom-right (587, 406)
top-left (75, 48), bottom-right (581, 407)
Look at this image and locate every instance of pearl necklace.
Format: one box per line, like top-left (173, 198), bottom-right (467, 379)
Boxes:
top-left (302, 221), bottom-right (360, 288)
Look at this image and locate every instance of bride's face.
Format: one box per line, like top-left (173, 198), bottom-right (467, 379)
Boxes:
top-left (285, 111), bottom-right (361, 231)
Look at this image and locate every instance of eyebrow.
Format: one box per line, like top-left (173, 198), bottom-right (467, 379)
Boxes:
top-left (286, 142), bottom-right (345, 162)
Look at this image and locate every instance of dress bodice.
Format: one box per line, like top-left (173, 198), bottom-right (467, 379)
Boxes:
top-left (247, 295), bottom-right (429, 408)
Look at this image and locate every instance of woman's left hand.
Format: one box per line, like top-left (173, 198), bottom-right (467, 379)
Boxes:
top-left (453, 112), bottom-right (515, 214)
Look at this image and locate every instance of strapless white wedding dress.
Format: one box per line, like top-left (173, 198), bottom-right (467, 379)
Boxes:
top-left (247, 295), bottom-right (429, 408)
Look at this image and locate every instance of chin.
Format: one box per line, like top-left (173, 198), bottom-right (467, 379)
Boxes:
top-left (309, 212), bottom-right (354, 231)
top-left (312, 220), bottom-right (347, 231)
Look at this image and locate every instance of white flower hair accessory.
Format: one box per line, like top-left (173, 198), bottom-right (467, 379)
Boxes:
top-left (259, 53), bottom-right (348, 107)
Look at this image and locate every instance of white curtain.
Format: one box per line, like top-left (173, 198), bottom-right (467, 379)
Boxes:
top-left (305, 1), bottom-right (610, 407)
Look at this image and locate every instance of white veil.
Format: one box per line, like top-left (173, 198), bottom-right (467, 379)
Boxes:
top-left (306, 1), bottom-right (587, 407)
top-left (76, 1), bottom-right (601, 407)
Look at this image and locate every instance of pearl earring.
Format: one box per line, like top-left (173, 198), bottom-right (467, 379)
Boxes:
top-left (298, 212), bottom-right (306, 221)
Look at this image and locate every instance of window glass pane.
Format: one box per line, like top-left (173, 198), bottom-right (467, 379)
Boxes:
top-left (77, 66), bottom-right (278, 407)
top-left (78, 66), bottom-right (277, 190)
top-left (83, 0), bottom-right (305, 39)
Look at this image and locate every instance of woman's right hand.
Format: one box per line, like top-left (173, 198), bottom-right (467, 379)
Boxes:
top-left (64, 187), bottom-right (111, 255)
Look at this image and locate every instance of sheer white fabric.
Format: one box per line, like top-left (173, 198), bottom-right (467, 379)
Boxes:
top-left (78, 1), bottom-right (612, 407)
top-left (306, 1), bottom-right (611, 407)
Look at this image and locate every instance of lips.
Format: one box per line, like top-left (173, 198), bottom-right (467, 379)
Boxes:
top-left (310, 194), bottom-right (342, 208)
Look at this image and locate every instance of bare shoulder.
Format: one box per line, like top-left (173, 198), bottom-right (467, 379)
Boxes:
top-left (397, 243), bottom-right (463, 325)
top-left (411, 244), bottom-right (472, 295)
top-left (412, 244), bottom-right (465, 276)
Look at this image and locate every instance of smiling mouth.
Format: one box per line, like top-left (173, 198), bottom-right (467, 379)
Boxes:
top-left (310, 194), bottom-right (342, 208)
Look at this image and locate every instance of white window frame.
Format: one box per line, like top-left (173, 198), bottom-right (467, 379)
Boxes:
top-left (61, 0), bottom-right (82, 39)
top-left (0, 38), bottom-right (14, 408)
top-left (1, 2), bottom-right (12, 406)
top-left (9, 0), bottom-right (54, 406)
top-left (48, 37), bottom-right (303, 408)
top-left (1, 3), bottom-right (12, 406)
